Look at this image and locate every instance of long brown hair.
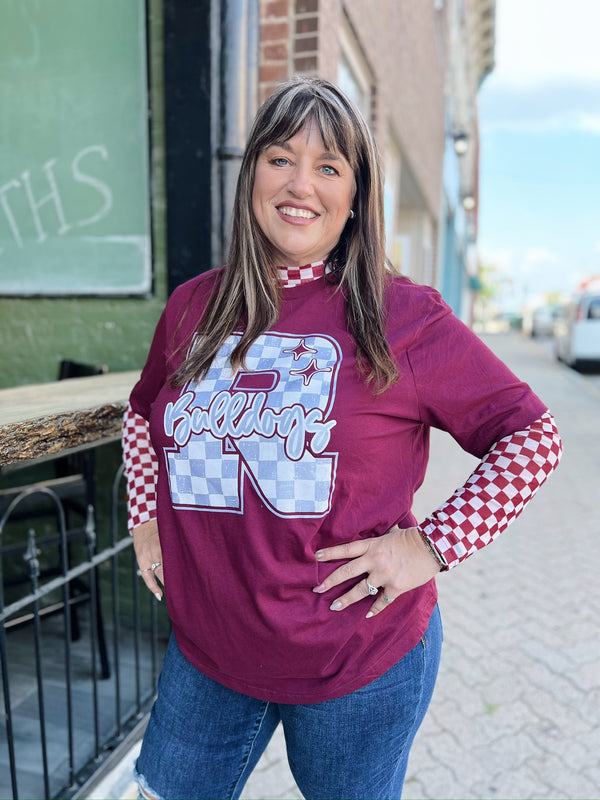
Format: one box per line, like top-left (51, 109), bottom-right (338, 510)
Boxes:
top-left (171, 76), bottom-right (399, 392)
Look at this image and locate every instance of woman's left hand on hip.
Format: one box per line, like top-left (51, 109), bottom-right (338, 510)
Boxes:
top-left (313, 526), bottom-right (441, 618)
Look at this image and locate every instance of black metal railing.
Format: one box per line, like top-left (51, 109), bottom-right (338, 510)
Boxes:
top-left (0, 463), bottom-right (168, 800)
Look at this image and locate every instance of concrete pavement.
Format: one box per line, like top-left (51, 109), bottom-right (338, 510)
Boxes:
top-left (240, 331), bottom-right (600, 800)
top-left (90, 331), bottom-right (600, 800)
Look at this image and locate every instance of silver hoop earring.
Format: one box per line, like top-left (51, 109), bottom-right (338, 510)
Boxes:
top-left (349, 209), bottom-right (355, 220)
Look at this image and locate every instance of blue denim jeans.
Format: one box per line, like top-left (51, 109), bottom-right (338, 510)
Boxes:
top-left (135, 605), bottom-right (442, 800)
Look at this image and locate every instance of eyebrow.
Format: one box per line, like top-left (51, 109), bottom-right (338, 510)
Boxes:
top-left (269, 141), bottom-right (343, 161)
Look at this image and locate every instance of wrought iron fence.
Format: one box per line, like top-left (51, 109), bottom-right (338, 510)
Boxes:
top-left (0, 461), bottom-right (168, 800)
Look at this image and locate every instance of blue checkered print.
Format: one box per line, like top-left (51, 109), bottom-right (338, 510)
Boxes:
top-left (165, 332), bottom-right (341, 517)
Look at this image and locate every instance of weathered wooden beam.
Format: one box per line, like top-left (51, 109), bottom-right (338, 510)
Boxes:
top-left (0, 371), bottom-right (140, 467)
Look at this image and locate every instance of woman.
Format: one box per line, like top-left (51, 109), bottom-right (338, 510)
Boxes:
top-left (123, 77), bottom-right (561, 800)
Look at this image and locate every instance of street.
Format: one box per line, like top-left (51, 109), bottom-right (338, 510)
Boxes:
top-left (240, 331), bottom-right (600, 800)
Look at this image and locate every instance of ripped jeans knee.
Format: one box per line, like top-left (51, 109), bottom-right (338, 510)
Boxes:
top-left (134, 762), bottom-right (164, 800)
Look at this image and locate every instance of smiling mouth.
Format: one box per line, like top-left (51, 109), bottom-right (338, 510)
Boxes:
top-left (277, 205), bottom-right (318, 220)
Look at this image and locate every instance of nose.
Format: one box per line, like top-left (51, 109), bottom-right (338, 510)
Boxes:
top-left (288, 162), bottom-right (314, 197)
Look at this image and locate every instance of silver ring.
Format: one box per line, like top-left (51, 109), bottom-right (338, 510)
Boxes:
top-left (366, 579), bottom-right (378, 596)
top-left (151, 561), bottom-right (161, 571)
top-left (383, 594), bottom-right (393, 604)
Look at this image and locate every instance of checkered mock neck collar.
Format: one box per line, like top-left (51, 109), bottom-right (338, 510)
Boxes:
top-left (277, 261), bottom-right (327, 288)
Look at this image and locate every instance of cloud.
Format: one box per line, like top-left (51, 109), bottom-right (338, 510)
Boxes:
top-left (480, 81), bottom-right (600, 134)
top-left (492, 0), bottom-right (600, 88)
top-left (580, 114), bottom-right (600, 135)
top-left (477, 3), bottom-right (600, 309)
top-left (479, 245), bottom-right (514, 274)
top-left (522, 247), bottom-right (559, 274)
top-left (482, 110), bottom-right (600, 136)
top-left (477, 244), bottom-right (586, 309)
top-left (480, 1), bottom-right (600, 133)
top-left (480, 246), bottom-right (560, 280)
top-left (517, 247), bottom-right (583, 300)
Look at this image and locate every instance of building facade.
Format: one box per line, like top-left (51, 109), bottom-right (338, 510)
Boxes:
top-left (258, 0), bottom-right (447, 287)
top-left (440, 0), bottom-right (495, 321)
top-left (0, 0), bottom-right (494, 389)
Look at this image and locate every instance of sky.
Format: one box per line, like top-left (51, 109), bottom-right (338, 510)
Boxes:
top-left (477, 0), bottom-right (600, 311)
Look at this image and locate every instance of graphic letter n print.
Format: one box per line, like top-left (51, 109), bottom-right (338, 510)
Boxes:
top-left (163, 332), bottom-right (340, 517)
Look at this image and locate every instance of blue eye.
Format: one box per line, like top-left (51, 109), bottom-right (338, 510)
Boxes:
top-left (320, 165), bottom-right (339, 176)
top-left (272, 157), bottom-right (290, 167)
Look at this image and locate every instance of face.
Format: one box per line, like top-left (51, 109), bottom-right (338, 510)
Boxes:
top-left (252, 123), bottom-right (356, 268)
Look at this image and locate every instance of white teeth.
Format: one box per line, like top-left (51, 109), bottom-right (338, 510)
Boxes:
top-left (278, 206), bottom-right (317, 219)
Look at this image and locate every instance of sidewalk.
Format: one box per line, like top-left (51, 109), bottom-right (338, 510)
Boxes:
top-left (91, 331), bottom-right (600, 800)
top-left (402, 332), bottom-right (600, 799)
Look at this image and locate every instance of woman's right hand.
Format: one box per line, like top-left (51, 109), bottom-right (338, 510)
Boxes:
top-left (133, 519), bottom-right (164, 601)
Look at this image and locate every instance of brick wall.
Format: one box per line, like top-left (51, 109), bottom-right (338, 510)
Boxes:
top-left (258, 0), bottom-right (446, 220)
top-left (257, 0), bottom-right (448, 284)
top-left (259, 0), bottom-right (324, 104)
top-left (259, 0), bottom-right (291, 104)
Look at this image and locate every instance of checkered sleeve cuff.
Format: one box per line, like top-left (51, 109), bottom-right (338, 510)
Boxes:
top-left (122, 402), bottom-right (159, 532)
top-left (418, 411), bottom-right (562, 569)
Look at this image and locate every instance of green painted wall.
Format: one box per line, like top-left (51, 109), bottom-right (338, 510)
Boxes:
top-left (0, 0), bottom-right (167, 389)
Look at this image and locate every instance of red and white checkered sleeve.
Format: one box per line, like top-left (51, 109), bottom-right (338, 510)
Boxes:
top-left (418, 410), bottom-right (562, 569)
top-left (122, 402), bottom-right (159, 533)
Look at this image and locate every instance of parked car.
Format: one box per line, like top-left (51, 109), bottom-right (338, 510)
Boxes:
top-left (554, 290), bottom-right (600, 369)
top-left (522, 304), bottom-right (562, 337)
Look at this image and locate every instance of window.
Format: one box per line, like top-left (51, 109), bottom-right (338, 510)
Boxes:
top-left (337, 16), bottom-right (372, 123)
top-left (587, 297), bottom-right (600, 320)
top-left (0, 0), bottom-right (151, 296)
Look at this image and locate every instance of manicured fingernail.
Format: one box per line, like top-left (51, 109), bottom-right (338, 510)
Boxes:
top-left (313, 583), bottom-right (326, 593)
top-left (366, 611), bottom-right (374, 618)
top-left (330, 600), bottom-right (343, 611)
top-left (315, 551), bottom-right (324, 559)
top-left (155, 593), bottom-right (162, 602)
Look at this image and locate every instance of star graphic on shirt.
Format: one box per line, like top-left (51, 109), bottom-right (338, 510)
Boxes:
top-left (282, 339), bottom-right (319, 361)
top-left (289, 359), bottom-right (332, 386)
